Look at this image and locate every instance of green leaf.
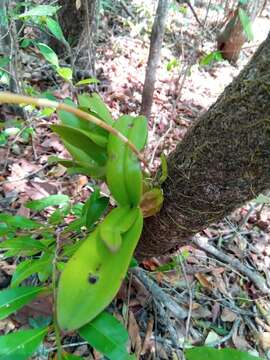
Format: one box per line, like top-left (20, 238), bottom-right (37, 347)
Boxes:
top-left (185, 347), bottom-right (263, 360)
top-left (200, 51), bottom-right (223, 66)
top-left (78, 93), bottom-right (113, 125)
top-left (54, 158), bottom-right (106, 178)
top-left (166, 58), bottom-right (180, 71)
top-left (38, 252), bottom-right (54, 282)
top-left (45, 17), bottom-right (66, 43)
top-left (0, 236), bottom-right (48, 252)
top-left (0, 214), bottom-right (41, 230)
top-left (11, 257), bottom-right (53, 287)
top-left (57, 101), bottom-right (109, 147)
top-left (255, 194), bottom-right (270, 204)
top-left (63, 354), bottom-right (84, 360)
top-left (159, 153), bottom-right (168, 184)
top-left (51, 124), bottom-right (107, 165)
top-left (0, 56), bottom-right (10, 68)
top-left (36, 43), bottom-right (59, 68)
top-left (75, 78), bottom-right (100, 86)
top-left (0, 286), bottom-right (44, 320)
top-left (20, 39), bottom-right (33, 48)
top-left (238, 8), bottom-right (253, 41)
top-left (79, 312), bottom-right (132, 360)
top-left (0, 327), bottom-right (48, 360)
top-left (18, 5), bottom-right (61, 18)
top-left (57, 67), bottom-right (73, 81)
top-left (25, 194), bottom-right (70, 211)
top-left (83, 190), bottom-right (109, 229)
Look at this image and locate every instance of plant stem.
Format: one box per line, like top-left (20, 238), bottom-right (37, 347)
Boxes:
top-left (0, 91), bottom-right (148, 167)
top-left (52, 231), bottom-right (63, 359)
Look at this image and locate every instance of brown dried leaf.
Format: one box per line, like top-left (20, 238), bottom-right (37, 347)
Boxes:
top-left (221, 308), bottom-right (237, 322)
top-left (259, 332), bottom-right (270, 349)
top-left (141, 317), bottom-right (154, 356)
top-left (128, 311), bottom-right (142, 356)
top-left (195, 273), bottom-right (213, 290)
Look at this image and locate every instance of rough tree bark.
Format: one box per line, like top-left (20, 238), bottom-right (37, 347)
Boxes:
top-left (136, 31), bottom-right (270, 259)
top-left (217, 0), bottom-right (263, 63)
top-left (56, 0), bottom-right (99, 75)
top-left (140, 0), bottom-right (169, 119)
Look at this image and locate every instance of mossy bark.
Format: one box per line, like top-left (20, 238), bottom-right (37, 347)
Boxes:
top-left (136, 31), bottom-right (270, 259)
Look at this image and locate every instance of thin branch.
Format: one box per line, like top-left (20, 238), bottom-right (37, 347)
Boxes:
top-left (132, 267), bottom-right (188, 319)
top-left (193, 235), bottom-right (270, 295)
top-left (119, 0), bottom-right (135, 19)
top-left (0, 92), bottom-right (148, 167)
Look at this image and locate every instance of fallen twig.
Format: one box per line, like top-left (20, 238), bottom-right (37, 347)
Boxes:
top-left (132, 267), bottom-right (188, 319)
top-left (193, 235), bottom-right (270, 295)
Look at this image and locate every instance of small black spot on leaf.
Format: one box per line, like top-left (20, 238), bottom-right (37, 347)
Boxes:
top-left (88, 274), bottom-right (99, 284)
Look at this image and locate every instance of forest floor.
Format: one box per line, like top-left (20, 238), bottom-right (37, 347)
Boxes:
top-left (1, 1), bottom-right (270, 359)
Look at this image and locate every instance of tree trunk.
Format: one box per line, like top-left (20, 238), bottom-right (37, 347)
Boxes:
top-left (217, 0), bottom-right (263, 63)
top-left (56, 0), bottom-right (99, 75)
top-left (136, 31), bottom-right (270, 259)
top-left (140, 0), bottom-right (169, 119)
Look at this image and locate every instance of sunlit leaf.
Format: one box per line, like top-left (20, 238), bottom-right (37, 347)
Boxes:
top-left (36, 43), bottom-right (59, 68)
top-left (75, 78), bottom-right (100, 86)
top-left (200, 51), bottom-right (223, 66)
top-left (78, 93), bottom-right (113, 125)
top-left (238, 8), bottom-right (253, 41)
top-left (0, 214), bottom-right (41, 230)
top-left (26, 194), bottom-right (70, 211)
top-left (57, 67), bottom-right (73, 81)
top-left (185, 347), bottom-right (262, 360)
top-left (255, 194), bottom-right (270, 204)
top-left (45, 17), bottom-right (66, 43)
top-left (18, 5), bottom-right (61, 18)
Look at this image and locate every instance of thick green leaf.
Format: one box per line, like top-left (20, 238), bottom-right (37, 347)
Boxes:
top-left (45, 17), bottom-right (66, 43)
top-left (185, 347), bottom-right (262, 360)
top-left (58, 104), bottom-right (108, 147)
top-left (25, 194), bottom-right (70, 211)
top-left (56, 158), bottom-right (106, 178)
top-left (79, 312), bottom-right (132, 360)
top-left (0, 286), bottom-right (44, 320)
top-left (83, 191), bottom-right (109, 229)
top-left (78, 93), bottom-right (113, 125)
top-left (36, 43), bottom-right (59, 68)
top-left (0, 236), bottom-right (47, 252)
top-left (0, 214), bottom-right (41, 230)
top-left (51, 124), bottom-right (107, 165)
top-left (18, 5), bottom-right (60, 17)
top-left (11, 257), bottom-right (53, 287)
top-left (0, 327), bottom-right (47, 360)
top-left (238, 8), bottom-right (253, 41)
